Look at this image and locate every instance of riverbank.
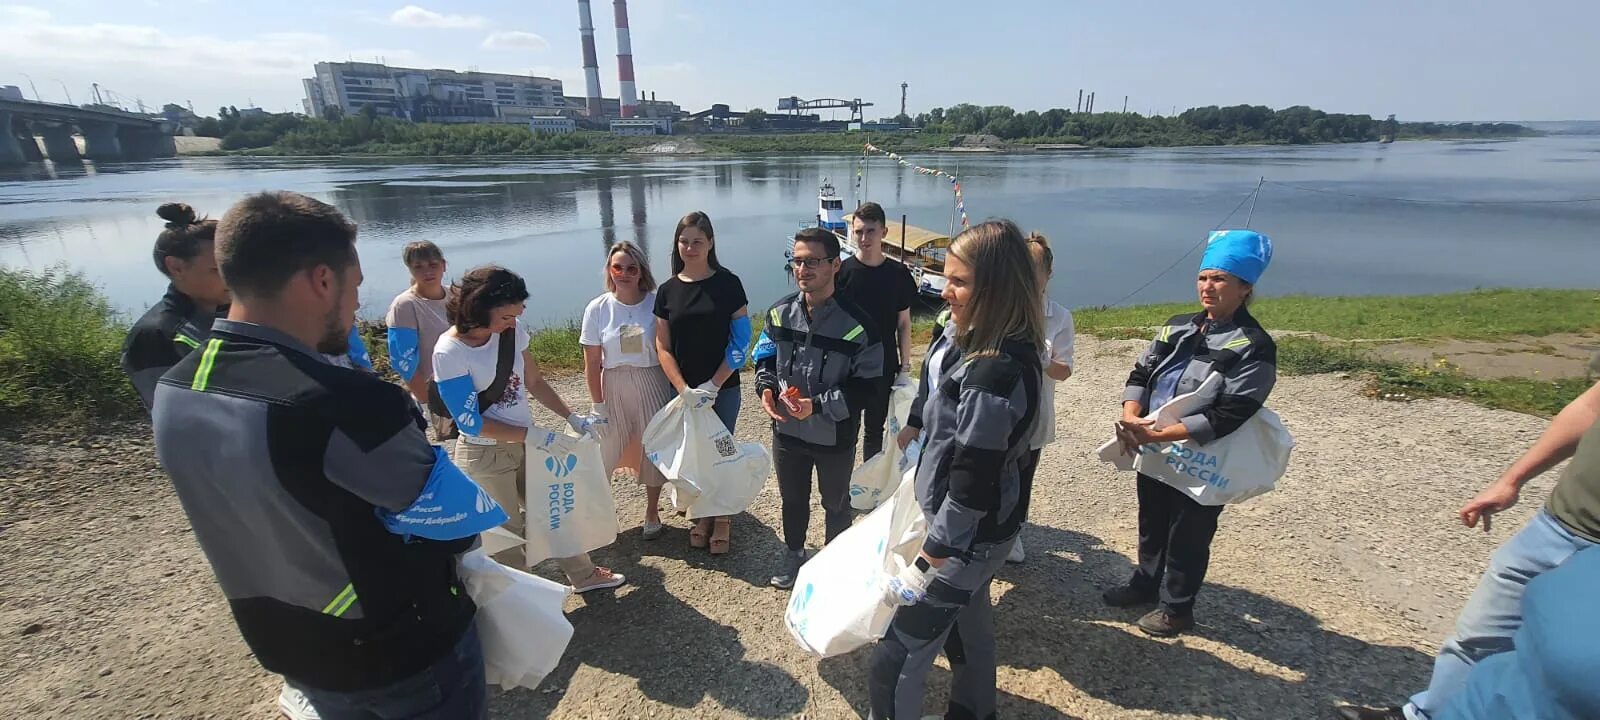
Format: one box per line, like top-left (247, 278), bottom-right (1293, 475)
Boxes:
top-left (6, 270), bottom-right (1593, 440)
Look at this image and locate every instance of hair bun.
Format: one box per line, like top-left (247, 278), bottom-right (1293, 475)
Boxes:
top-left (156, 202), bottom-right (197, 227)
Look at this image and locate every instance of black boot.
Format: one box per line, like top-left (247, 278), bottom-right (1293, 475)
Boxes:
top-left (1136, 609), bottom-right (1195, 637)
top-left (769, 549), bottom-right (806, 590)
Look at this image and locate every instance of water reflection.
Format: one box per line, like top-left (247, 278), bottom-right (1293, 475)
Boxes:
top-left (1, 139), bottom-right (1598, 325)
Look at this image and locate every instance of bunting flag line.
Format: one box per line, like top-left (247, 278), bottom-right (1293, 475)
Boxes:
top-left (863, 144), bottom-right (971, 229)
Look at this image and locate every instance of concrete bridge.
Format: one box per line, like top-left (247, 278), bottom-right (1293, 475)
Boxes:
top-left (1, 97), bottom-right (177, 166)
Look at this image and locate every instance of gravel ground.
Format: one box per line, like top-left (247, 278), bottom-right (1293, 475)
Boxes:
top-left (0, 334), bottom-right (1563, 719)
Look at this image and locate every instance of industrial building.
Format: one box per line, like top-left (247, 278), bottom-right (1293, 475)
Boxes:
top-left (301, 62), bottom-right (565, 123)
top-left (299, 2), bottom-right (684, 128)
top-left (610, 117), bottom-right (670, 135)
top-left (529, 116), bottom-right (577, 134)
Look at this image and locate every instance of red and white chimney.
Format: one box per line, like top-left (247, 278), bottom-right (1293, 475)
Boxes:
top-left (612, 0), bottom-right (639, 118)
top-left (577, 1), bottom-right (603, 117)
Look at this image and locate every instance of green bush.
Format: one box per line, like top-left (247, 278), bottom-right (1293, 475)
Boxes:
top-left (0, 268), bottom-right (140, 426)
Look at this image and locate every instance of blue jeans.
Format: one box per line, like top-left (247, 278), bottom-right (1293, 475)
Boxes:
top-left (713, 386), bottom-right (741, 433)
top-left (291, 620), bottom-right (487, 720)
top-left (1406, 510), bottom-right (1596, 719)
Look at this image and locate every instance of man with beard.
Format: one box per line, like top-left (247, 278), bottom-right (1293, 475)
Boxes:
top-left (151, 192), bottom-right (490, 718)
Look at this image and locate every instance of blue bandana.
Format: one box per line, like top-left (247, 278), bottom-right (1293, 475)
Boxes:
top-left (1199, 230), bottom-right (1272, 285)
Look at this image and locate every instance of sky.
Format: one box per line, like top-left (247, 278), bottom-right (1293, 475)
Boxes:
top-left (1, 0), bottom-right (1594, 121)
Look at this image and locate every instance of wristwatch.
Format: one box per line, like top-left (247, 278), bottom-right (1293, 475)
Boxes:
top-left (913, 556), bottom-right (931, 572)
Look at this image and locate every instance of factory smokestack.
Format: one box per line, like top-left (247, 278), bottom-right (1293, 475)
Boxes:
top-left (577, 1), bottom-right (603, 117)
top-left (613, 0), bottom-right (638, 118)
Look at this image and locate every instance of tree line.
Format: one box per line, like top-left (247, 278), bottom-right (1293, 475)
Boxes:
top-left (169, 102), bottom-right (1535, 156)
top-left (910, 103), bottom-right (1532, 147)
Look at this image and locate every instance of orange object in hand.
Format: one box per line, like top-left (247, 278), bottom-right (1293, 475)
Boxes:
top-left (780, 386), bottom-right (804, 415)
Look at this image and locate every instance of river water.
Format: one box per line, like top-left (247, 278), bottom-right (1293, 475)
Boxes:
top-left (2, 137), bottom-right (1598, 324)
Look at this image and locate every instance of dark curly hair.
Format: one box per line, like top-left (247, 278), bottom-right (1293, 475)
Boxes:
top-left (447, 265), bottom-right (529, 332)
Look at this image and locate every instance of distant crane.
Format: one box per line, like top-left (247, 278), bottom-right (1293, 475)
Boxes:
top-left (777, 96), bottom-right (875, 123)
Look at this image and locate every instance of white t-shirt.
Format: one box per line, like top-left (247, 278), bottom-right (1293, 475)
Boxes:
top-left (1030, 299), bottom-right (1076, 449)
top-left (432, 320), bottom-right (532, 444)
top-left (579, 291), bottom-right (660, 369)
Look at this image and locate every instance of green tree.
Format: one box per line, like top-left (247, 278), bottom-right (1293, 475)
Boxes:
top-left (744, 108), bottom-right (768, 130)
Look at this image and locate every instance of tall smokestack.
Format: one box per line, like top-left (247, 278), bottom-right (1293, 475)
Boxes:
top-left (613, 0), bottom-right (639, 118)
top-left (577, 1), bottom-right (603, 117)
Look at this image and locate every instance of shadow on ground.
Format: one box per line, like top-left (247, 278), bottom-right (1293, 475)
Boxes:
top-left (489, 514), bottom-right (807, 718)
top-left (819, 523), bottom-right (1431, 719)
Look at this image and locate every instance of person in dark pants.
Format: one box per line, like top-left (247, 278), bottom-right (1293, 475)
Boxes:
top-left (837, 201), bottom-right (917, 461)
top-left (755, 228), bottom-right (884, 589)
top-left (875, 220), bottom-right (1043, 720)
top-left (1106, 229), bottom-right (1277, 637)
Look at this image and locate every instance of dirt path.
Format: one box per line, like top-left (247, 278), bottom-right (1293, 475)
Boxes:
top-left (0, 335), bottom-right (1561, 719)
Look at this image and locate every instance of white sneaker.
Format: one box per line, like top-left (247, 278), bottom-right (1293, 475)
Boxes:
top-left (277, 684), bottom-right (321, 720)
top-left (1006, 537), bottom-right (1025, 564)
top-left (573, 566), bottom-right (628, 593)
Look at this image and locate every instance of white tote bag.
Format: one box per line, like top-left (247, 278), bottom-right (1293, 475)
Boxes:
top-left (1095, 372), bottom-right (1293, 505)
top-left (849, 381), bottom-right (920, 511)
top-left (786, 467), bottom-right (927, 658)
top-left (457, 549), bottom-right (573, 691)
top-left (522, 428), bottom-right (620, 566)
top-left (643, 395), bottom-right (771, 520)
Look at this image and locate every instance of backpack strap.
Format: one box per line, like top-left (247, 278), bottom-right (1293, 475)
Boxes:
top-left (426, 327), bottom-right (520, 418)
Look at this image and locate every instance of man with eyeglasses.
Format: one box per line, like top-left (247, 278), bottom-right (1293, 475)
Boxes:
top-left (837, 202), bottom-right (918, 463)
top-left (754, 228), bottom-right (885, 589)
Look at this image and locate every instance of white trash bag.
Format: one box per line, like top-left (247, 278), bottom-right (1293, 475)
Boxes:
top-left (643, 395), bottom-right (771, 520)
top-left (849, 381), bottom-right (920, 511)
top-left (786, 466), bottom-right (926, 658)
top-left (457, 549), bottom-right (573, 691)
top-left (1095, 372), bottom-right (1293, 505)
top-left (522, 427), bottom-right (620, 566)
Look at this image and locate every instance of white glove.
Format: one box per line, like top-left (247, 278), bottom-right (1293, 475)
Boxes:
top-left (882, 559), bottom-right (934, 607)
top-left (895, 370), bottom-right (912, 387)
top-left (682, 380), bottom-right (719, 409)
top-left (567, 412), bottom-right (604, 438)
top-left (591, 402), bottom-right (609, 423)
top-left (695, 379), bottom-right (721, 394)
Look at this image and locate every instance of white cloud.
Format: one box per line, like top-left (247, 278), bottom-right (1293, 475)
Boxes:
top-left (482, 31), bottom-right (549, 52)
top-left (1, 5), bottom-right (51, 24)
top-left (0, 8), bottom-right (440, 112)
top-left (388, 5), bottom-right (485, 29)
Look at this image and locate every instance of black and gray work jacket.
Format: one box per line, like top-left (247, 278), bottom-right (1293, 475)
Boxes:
top-left (1123, 307), bottom-right (1278, 445)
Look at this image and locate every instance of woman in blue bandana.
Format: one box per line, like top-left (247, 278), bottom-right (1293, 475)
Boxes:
top-left (1104, 229), bottom-right (1278, 637)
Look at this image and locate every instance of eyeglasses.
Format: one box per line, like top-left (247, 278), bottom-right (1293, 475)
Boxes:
top-left (789, 257), bottom-right (837, 271)
top-left (609, 263), bottom-right (641, 275)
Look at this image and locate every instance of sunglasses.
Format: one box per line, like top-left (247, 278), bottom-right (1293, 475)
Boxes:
top-left (789, 257), bottom-right (837, 271)
top-left (609, 263), bottom-right (641, 275)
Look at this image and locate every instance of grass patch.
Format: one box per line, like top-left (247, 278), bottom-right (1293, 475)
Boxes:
top-left (0, 268), bottom-right (140, 428)
top-left (1274, 336), bottom-right (1586, 416)
top-left (529, 322), bottom-right (585, 374)
top-left (1076, 289), bottom-right (1600, 341)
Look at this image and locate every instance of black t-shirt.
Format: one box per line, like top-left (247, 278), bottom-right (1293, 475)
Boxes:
top-left (654, 269), bottom-right (749, 388)
top-left (838, 257), bottom-right (917, 371)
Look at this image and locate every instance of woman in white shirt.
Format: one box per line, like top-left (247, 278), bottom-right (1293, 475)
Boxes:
top-left (433, 266), bottom-right (624, 593)
top-left (1010, 231), bottom-right (1076, 564)
top-left (580, 242), bottom-right (676, 540)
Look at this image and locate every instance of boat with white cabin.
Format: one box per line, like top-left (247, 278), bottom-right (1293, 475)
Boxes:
top-left (796, 180), bottom-right (950, 299)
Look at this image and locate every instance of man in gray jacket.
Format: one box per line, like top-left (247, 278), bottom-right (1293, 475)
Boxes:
top-left (755, 228), bottom-right (885, 589)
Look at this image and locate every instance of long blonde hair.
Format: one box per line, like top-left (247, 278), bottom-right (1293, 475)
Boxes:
top-left (604, 241), bottom-right (657, 294)
top-left (948, 220), bottom-right (1044, 358)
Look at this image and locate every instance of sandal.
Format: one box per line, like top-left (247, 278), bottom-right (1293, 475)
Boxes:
top-left (709, 517), bottom-right (732, 556)
top-left (689, 518), bottom-right (712, 549)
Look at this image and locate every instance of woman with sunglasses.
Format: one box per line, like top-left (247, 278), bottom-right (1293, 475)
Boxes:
top-left (580, 242), bottom-right (676, 540)
top-left (654, 211), bottom-right (752, 555)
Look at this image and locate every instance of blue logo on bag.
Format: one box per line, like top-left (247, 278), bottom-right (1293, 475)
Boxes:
top-left (545, 453), bottom-right (579, 478)
top-left (380, 447), bottom-right (509, 540)
top-left (786, 582), bottom-right (815, 637)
